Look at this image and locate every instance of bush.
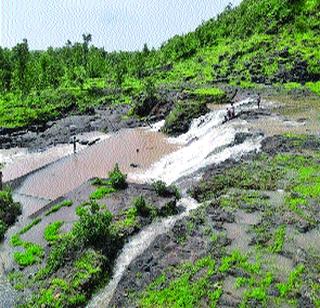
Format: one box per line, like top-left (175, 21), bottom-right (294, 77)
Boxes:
top-left (0, 188), bottom-right (21, 240)
top-left (0, 221), bottom-right (6, 239)
top-left (133, 195), bottom-right (150, 217)
top-left (152, 181), bottom-right (168, 196)
top-left (152, 180), bottom-right (181, 199)
top-left (109, 164), bottom-right (127, 190)
top-left (73, 201), bottom-right (114, 246)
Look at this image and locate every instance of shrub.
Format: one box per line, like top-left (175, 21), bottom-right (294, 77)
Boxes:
top-left (73, 201), bottom-right (114, 246)
top-left (133, 195), bottom-right (150, 217)
top-left (109, 164), bottom-right (127, 190)
top-left (152, 180), bottom-right (181, 199)
top-left (0, 188), bottom-right (22, 239)
top-left (152, 181), bottom-right (168, 196)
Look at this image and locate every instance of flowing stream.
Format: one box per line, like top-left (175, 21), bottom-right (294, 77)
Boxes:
top-left (88, 98), bottom-right (263, 307)
top-left (0, 98), bottom-right (263, 307)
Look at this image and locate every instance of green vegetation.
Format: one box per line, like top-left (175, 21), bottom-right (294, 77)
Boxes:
top-left (44, 221), bottom-right (64, 243)
top-left (28, 250), bottom-right (105, 307)
top-left (162, 100), bottom-right (209, 136)
top-left (0, 188), bottom-right (21, 240)
top-left (108, 163), bottom-right (127, 190)
top-left (18, 217), bottom-right (42, 235)
top-left (0, 0), bottom-right (319, 130)
top-left (219, 190), bottom-right (269, 212)
top-left (277, 265), bottom-right (305, 298)
top-left (13, 243), bottom-right (44, 267)
top-left (140, 256), bottom-right (221, 307)
top-left (133, 195), bottom-right (156, 218)
top-left (189, 87), bottom-right (227, 103)
top-left (269, 225), bottom-right (286, 253)
top-left (152, 180), bottom-right (181, 199)
top-left (90, 185), bottom-right (116, 200)
top-left (45, 200), bottom-right (73, 216)
top-left (10, 217), bottom-right (44, 267)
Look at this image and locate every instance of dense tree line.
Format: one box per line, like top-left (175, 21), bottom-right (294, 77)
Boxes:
top-left (0, 36), bottom-right (159, 95)
top-left (1, 0), bottom-right (318, 96)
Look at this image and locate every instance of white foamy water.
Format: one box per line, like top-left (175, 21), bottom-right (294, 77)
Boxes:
top-left (88, 197), bottom-right (199, 308)
top-left (130, 98), bottom-right (261, 184)
top-left (88, 98), bottom-right (264, 307)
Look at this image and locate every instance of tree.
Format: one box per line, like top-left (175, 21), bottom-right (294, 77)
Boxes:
top-left (0, 47), bottom-right (13, 92)
top-left (143, 43), bottom-right (150, 55)
top-left (12, 39), bottom-right (30, 93)
top-left (82, 33), bottom-right (92, 69)
top-left (114, 62), bottom-right (127, 87)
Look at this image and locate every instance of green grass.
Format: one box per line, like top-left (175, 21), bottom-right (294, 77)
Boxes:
top-left (19, 218), bottom-right (42, 235)
top-left (269, 225), bottom-right (286, 253)
top-left (45, 200), bottom-right (73, 216)
top-left (44, 221), bottom-right (64, 243)
top-left (10, 218), bottom-right (44, 267)
top-left (13, 242), bottom-right (44, 267)
top-left (306, 81), bottom-right (320, 96)
top-left (28, 249), bottom-right (104, 307)
top-left (140, 256), bottom-right (221, 307)
top-left (89, 186), bottom-right (116, 200)
top-left (190, 87), bottom-right (226, 101)
top-left (72, 250), bottom-right (103, 288)
top-left (276, 265), bottom-right (305, 298)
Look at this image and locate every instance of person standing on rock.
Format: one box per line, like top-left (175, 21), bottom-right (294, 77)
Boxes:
top-left (230, 102), bottom-right (236, 118)
top-left (257, 93), bottom-right (261, 109)
top-left (73, 136), bottom-right (77, 154)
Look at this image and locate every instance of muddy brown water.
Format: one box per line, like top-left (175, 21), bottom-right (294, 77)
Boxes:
top-left (1, 132), bottom-right (107, 182)
top-left (15, 128), bottom-right (179, 201)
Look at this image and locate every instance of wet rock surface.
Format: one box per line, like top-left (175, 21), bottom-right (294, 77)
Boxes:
top-left (0, 105), bottom-right (142, 150)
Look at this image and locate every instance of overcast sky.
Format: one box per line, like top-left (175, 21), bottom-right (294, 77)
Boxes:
top-left (1, 0), bottom-right (241, 51)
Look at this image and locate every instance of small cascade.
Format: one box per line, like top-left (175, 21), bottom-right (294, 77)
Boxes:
top-left (88, 98), bottom-right (263, 307)
top-left (88, 197), bottom-right (199, 308)
top-left (131, 98), bottom-right (261, 184)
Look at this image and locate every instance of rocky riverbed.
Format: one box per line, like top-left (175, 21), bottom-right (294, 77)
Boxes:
top-left (1, 90), bottom-right (319, 307)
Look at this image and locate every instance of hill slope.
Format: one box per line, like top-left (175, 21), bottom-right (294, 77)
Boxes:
top-left (0, 0), bottom-right (319, 129)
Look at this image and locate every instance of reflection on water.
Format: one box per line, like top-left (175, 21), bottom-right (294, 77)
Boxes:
top-left (16, 128), bottom-right (179, 200)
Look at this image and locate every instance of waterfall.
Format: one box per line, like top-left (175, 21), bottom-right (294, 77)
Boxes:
top-left (131, 98), bottom-right (261, 184)
top-left (88, 98), bottom-right (263, 307)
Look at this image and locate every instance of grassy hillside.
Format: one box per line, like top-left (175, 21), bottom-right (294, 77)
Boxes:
top-left (156, 0), bottom-right (320, 89)
top-left (0, 0), bottom-right (319, 129)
